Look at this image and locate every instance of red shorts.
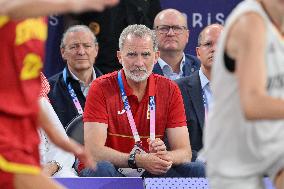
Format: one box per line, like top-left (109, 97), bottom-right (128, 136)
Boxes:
top-left (0, 170), bottom-right (14, 189)
top-left (0, 113), bottom-right (41, 189)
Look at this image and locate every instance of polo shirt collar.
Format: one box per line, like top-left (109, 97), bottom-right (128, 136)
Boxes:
top-left (121, 69), bottom-right (156, 98)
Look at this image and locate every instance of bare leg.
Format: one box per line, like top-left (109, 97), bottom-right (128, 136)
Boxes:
top-left (14, 173), bottom-right (65, 189)
top-left (275, 169), bottom-right (284, 189)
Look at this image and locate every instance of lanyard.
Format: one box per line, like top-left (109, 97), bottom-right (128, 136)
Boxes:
top-left (202, 88), bottom-right (209, 122)
top-left (117, 71), bottom-right (155, 143)
top-left (63, 68), bottom-right (84, 115)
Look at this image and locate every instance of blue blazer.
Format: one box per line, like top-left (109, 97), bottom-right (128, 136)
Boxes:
top-left (175, 71), bottom-right (204, 161)
top-left (48, 66), bottom-right (102, 129)
top-left (153, 54), bottom-right (200, 77)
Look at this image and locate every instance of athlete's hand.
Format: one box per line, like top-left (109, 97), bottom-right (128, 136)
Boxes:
top-left (73, 143), bottom-right (95, 169)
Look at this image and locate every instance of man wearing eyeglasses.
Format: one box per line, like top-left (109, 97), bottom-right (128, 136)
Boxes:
top-left (176, 24), bottom-right (223, 161)
top-left (153, 9), bottom-right (200, 80)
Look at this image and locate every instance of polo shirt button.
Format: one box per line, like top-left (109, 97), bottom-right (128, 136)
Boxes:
top-left (191, 68), bottom-right (195, 72)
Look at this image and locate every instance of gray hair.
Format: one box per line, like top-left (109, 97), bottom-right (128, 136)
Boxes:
top-left (119, 24), bottom-right (158, 52)
top-left (60, 25), bottom-right (98, 48)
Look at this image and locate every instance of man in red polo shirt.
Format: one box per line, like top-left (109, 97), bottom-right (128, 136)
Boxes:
top-left (82, 24), bottom-right (205, 177)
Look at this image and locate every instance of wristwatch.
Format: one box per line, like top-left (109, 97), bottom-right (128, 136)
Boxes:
top-left (128, 151), bottom-right (138, 169)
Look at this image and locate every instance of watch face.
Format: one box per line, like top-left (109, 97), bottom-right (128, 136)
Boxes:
top-left (128, 144), bottom-right (146, 169)
top-left (121, 143), bottom-right (146, 176)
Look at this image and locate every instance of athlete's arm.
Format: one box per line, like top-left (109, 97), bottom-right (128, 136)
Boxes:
top-left (226, 12), bottom-right (284, 120)
top-left (38, 97), bottom-right (94, 169)
top-left (0, 0), bottom-right (119, 18)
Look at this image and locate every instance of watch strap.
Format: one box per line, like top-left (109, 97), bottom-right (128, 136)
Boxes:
top-left (128, 151), bottom-right (137, 169)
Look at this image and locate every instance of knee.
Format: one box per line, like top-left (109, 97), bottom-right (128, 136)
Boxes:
top-left (96, 161), bottom-right (117, 173)
top-left (176, 161), bottom-right (206, 177)
top-left (79, 161), bottom-right (117, 177)
top-left (190, 161), bottom-right (206, 177)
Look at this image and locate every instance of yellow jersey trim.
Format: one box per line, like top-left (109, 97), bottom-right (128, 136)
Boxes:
top-left (0, 155), bottom-right (40, 175)
top-left (0, 16), bottom-right (9, 28)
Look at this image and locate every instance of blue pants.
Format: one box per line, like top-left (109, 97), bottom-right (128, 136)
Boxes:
top-left (79, 160), bottom-right (205, 177)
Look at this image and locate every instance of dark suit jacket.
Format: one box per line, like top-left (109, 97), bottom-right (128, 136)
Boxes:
top-left (48, 66), bottom-right (102, 129)
top-left (153, 54), bottom-right (200, 77)
top-left (175, 71), bottom-right (204, 161)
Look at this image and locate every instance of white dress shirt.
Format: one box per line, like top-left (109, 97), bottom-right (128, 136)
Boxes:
top-left (199, 69), bottom-right (213, 110)
top-left (69, 68), bottom-right (97, 97)
top-left (157, 53), bottom-right (186, 80)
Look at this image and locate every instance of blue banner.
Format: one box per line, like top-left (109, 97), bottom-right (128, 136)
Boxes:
top-left (44, 15), bottom-right (65, 78)
top-left (161, 0), bottom-right (241, 55)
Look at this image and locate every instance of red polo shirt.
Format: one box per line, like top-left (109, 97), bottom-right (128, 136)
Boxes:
top-left (84, 70), bottom-right (186, 153)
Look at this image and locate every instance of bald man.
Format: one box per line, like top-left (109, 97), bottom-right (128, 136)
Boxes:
top-left (153, 8), bottom-right (200, 80)
top-left (176, 24), bottom-right (223, 161)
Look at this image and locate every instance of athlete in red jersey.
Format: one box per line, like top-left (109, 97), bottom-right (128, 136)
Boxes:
top-left (0, 1), bottom-right (119, 189)
top-left (0, 18), bottom-right (94, 189)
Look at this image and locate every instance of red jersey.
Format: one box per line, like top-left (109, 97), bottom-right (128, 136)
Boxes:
top-left (0, 16), bottom-right (47, 116)
top-left (84, 70), bottom-right (187, 153)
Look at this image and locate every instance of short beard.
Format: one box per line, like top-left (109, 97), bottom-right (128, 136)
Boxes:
top-left (122, 63), bottom-right (153, 83)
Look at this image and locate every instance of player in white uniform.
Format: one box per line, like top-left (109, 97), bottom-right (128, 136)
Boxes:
top-left (204, 0), bottom-right (284, 189)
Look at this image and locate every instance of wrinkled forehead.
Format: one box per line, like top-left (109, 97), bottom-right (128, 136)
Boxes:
top-left (201, 25), bottom-right (223, 43)
top-left (122, 34), bottom-right (154, 51)
top-left (155, 11), bottom-right (187, 26)
top-left (65, 31), bottom-right (94, 44)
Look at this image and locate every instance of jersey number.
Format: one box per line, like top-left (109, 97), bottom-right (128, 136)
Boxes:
top-left (20, 53), bottom-right (43, 80)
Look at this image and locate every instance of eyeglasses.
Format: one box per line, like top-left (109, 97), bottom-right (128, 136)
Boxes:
top-left (155, 25), bottom-right (187, 34)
